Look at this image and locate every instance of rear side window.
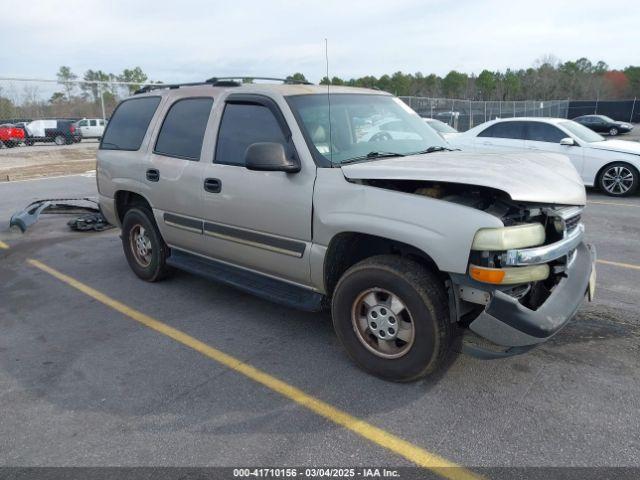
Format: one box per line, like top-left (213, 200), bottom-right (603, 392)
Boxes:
top-left (478, 121), bottom-right (526, 140)
top-left (154, 98), bottom-right (213, 161)
top-left (101, 96), bottom-right (161, 151)
top-left (215, 103), bottom-right (287, 166)
top-left (525, 122), bottom-right (566, 143)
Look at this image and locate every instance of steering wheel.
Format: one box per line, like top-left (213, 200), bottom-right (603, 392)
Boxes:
top-left (368, 132), bottom-right (392, 142)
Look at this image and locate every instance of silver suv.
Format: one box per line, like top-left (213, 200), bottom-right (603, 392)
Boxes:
top-left (97, 78), bottom-right (596, 382)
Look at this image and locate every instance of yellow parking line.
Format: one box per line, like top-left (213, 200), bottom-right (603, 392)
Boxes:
top-left (26, 258), bottom-right (481, 480)
top-left (588, 200), bottom-right (640, 208)
top-left (597, 259), bottom-right (640, 271)
top-left (0, 240), bottom-right (9, 249)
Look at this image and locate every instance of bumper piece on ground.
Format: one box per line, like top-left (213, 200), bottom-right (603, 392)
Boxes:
top-left (469, 242), bottom-right (595, 347)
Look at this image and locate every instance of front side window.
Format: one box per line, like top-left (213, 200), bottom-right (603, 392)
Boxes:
top-left (478, 121), bottom-right (526, 140)
top-left (287, 94), bottom-right (446, 165)
top-left (100, 96), bottom-right (161, 151)
top-left (215, 103), bottom-right (288, 166)
top-left (154, 97), bottom-right (213, 160)
top-left (89, 119), bottom-right (98, 127)
top-left (560, 121), bottom-right (605, 143)
top-left (78, 120), bottom-right (88, 127)
top-left (525, 122), bottom-right (566, 143)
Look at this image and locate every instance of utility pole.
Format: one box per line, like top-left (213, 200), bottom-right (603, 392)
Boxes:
top-left (100, 83), bottom-right (106, 122)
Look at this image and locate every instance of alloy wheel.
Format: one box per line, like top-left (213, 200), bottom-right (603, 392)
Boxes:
top-left (602, 166), bottom-right (634, 195)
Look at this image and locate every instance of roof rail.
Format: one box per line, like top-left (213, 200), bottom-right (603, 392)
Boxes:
top-left (206, 76), bottom-right (313, 85)
top-left (133, 76), bottom-right (313, 95)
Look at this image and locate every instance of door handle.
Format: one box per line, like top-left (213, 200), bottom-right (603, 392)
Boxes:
top-left (146, 169), bottom-right (160, 182)
top-left (204, 177), bottom-right (222, 193)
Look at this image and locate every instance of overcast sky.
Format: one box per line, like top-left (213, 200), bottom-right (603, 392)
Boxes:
top-left (2, 0), bottom-right (638, 83)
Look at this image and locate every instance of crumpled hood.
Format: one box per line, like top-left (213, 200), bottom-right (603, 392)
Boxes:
top-left (586, 139), bottom-right (640, 155)
top-left (341, 151), bottom-right (586, 205)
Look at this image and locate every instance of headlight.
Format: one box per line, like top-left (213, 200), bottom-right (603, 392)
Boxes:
top-left (472, 223), bottom-right (545, 251)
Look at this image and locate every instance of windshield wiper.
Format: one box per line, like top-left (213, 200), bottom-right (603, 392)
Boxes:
top-left (340, 151), bottom-right (406, 165)
top-left (406, 145), bottom-right (458, 155)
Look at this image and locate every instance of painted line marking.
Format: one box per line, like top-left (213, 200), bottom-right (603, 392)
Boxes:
top-left (26, 258), bottom-right (481, 480)
top-left (0, 241), bottom-right (9, 249)
top-left (597, 259), bottom-right (640, 271)
top-left (588, 200), bottom-right (640, 208)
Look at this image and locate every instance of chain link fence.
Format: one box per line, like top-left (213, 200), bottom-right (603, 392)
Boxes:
top-left (399, 97), bottom-right (570, 131)
top-left (1, 77), bottom-right (573, 132)
top-left (0, 78), bottom-right (144, 124)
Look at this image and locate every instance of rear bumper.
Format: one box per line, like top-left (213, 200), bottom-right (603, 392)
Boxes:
top-left (469, 242), bottom-right (595, 347)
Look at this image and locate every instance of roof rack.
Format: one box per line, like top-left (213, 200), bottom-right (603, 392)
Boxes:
top-left (206, 76), bottom-right (313, 85)
top-left (134, 76), bottom-right (313, 95)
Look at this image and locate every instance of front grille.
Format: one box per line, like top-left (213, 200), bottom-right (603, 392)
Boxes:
top-left (565, 214), bottom-right (581, 233)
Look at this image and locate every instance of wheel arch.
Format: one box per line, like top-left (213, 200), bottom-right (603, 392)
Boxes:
top-left (114, 190), bottom-right (153, 223)
top-left (322, 231), bottom-right (442, 299)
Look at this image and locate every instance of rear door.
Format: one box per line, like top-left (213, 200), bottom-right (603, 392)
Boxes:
top-left (474, 121), bottom-right (526, 152)
top-left (145, 96), bottom-right (214, 255)
top-left (200, 93), bottom-right (315, 285)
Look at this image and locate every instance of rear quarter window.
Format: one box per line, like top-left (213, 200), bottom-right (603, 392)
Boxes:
top-left (100, 96), bottom-right (161, 151)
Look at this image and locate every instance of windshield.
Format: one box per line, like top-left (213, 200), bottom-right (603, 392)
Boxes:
top-left (287, 94), bottom-right (447, 165)
top-left (560, 120), bottom-right (605, 143)
top-left (425, 119), bottom-right (457, 133)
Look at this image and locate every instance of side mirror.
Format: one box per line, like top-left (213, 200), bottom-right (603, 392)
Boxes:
top-left (560, 137), bottom-right (577, 146)
top-left (245, 142), bottom-right (300, 173)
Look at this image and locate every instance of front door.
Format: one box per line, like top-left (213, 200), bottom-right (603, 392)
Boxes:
top-left (201, 94), bottom-right (315, 285)
top-left (523, 121), bottom-right (585, 179)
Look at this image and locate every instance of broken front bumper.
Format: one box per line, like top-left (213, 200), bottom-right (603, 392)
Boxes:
top-left (469, 242), bottom-right (596, 347)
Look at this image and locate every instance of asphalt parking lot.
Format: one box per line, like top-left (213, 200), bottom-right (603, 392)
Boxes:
top-left (0, 174), bottom-right (639, 475)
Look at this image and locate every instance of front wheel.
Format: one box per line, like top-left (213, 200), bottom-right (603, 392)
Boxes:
top-left (332, 255), bottom-right (452, 382)
top-left (609, 127), bottom-right (619, 136)
top-left (599, 162), bottom-right (639, 197)
top-left (121, 207), bottom-right (171, 282)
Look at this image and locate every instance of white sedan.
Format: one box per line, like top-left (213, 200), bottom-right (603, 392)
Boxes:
top-left (449, 117), bottom-right (640, 197)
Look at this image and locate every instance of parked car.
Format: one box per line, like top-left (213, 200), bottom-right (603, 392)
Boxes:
top-left (0, 123), bottom-right (26, 148)
top-left (449, 117), bottom-right (640, 197)
top-left (97, 80), bottom-right (595, 382)
top-left (573, 115), bottom-right (633, 136)
top-left (358, 119), bottom-right (422, 142)
top-left (24, 119), bottom-right (82, 145)
top-left (76, 118), bottom-right (107, 140)
top-left (423, 118), bottom-right (459, 140)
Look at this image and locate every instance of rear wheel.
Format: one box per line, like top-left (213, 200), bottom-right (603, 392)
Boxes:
top-left (54, 135), bottom-right (65, 146)
top-left (609, 127), bottom-right (619, 136)
top-left (121, 207), bottom-right (171, 282)
top-left (331, 255), bottom-right (452, 382)
top-left (598, 162), bottom-right (639, 197)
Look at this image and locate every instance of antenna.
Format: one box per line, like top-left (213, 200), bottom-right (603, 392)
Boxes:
top-left (325, 38), bottom-right (333, 164)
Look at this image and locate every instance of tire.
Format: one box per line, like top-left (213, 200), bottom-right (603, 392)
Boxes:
top-left (121, 207), bottom-right (171, 282)
top-left (598, 162), bottom-right (639, 197)
top-left (609, 127), bottom-right (619, 136)
top-left (331, 255), bottom-right (452, 382)
top-left (54, 135), bottom-right (65, 146)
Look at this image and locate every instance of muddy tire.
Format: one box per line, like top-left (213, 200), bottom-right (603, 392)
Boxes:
top-left (332, 255), bottom-right (452, 382)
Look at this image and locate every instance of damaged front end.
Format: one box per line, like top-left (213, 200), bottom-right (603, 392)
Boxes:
top-left (361, 179), bottom-right (597, 358)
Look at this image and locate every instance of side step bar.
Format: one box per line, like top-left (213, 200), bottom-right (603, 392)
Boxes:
top-left (167, 249), bottom-right (324, 312)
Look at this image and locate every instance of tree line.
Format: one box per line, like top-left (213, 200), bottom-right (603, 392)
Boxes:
top-left (294, 57), bottom-right (640, 101)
